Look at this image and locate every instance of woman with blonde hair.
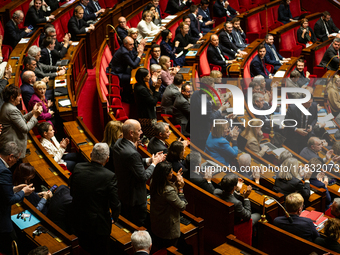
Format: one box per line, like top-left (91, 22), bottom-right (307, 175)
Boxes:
top-left (315, 218), bottom-right (340, 252)
top-left (159, 55), bottom-right (180, 86)
top-left (137, 10), bottom-right (164, 42)
top-left (241, 119), bottom-right (269, 157)
top-left (327, 75), bottom-right (340, 117)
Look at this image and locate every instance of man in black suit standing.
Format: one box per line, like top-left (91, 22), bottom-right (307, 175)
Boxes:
top-left (314, 11), bottom-right (340, 42)
top-left (188, 5), bottom-right (203, 40)
top-left (68, 6), bottom-right (95, 41)
top-left (113, 119), bottom-right (166, 226)
top-left (147, 122), bottom-right (171, 155)
top-left (173, 83), bottom-right (191, 135)
top-left (319, 37), bottom-right (340, 71)
top-left (207, 34), bottom-right (234, 74)
top-left (213, 0), bottom-right (239, 21)
top-left (78, 0), bottom-right (105, 22)
top-left (161, 73), bottom-right (183, 114)
top-left (165, 0), bottom-right (192, 15)
top-left (3, 10), bottom-right (32, 49)
top-left (70, 143), bottom-right (121, 255)
top-left (219, 21), bottom-right (246, 59)
top-left (131, 230), bottom-right (152, 255)
top-left (24, 0), bottom-right (55, 29)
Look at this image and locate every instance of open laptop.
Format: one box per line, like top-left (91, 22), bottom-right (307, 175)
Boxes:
top-left (260, 132), bottom-right (286, 152)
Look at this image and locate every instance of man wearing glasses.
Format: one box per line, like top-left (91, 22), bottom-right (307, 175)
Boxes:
top-left (116, 16), bottom-right (130, 45)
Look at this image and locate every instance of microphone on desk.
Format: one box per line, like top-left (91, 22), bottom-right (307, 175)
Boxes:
top-left (260, 195), bottom-right (293, 223)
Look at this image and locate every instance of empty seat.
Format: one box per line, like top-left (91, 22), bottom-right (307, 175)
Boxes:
top-left (313, 46), bottom-right (327, 77)
top-left (128, 12), bottom-right (142, 28)
top-left (246, 13), bottom-right (266, 42)
top-left (239, 0), bottom-right (258, 10)
top-left (290, 0), bottom-right (309, 18)
top-left (279, 29), bottom-right (303, 58)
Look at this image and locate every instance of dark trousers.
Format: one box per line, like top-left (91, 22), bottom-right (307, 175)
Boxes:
top-left (121, 203), bottom-right (147, 227)
top-left (62, 152), bottom-right (83, 172)
top-left (152, 233), bottom-right (193, 255)
top-left (0, 230), bottom-right (17, 255)
top-left (77, 232), bottom-right (110, 255)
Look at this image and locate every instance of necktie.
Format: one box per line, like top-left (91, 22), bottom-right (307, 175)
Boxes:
top-left (197, 17), bottom-right (200, 32)
top-left (262, 59), bottom-right (268, 75)
top-left (227, 33), bottom-right (232, 42)
top-left (270, 46), bottom-right (280, 61)
top-left (49, 51), bottom-right (52, 65)
top-left (216, 47), bottom-right (226, 62)
top-left (235, 31), bottom-right (244, 46)
top-left (95, 2), bottom-right (100, 11)
top-left (323, 20), bottom-right (329, 36)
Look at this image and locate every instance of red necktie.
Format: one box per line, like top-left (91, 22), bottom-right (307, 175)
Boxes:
top-left (262, 59), bottom-right (268, 76)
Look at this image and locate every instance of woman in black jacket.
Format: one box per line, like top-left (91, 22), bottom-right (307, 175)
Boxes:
top-left (297, 18), bottom-right (317, 47)
top-left (278, 0), bottom-right (293, 24)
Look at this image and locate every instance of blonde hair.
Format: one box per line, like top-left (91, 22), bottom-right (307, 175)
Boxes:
top-left (211, 120), bottom-right (229, 138)
top-left (327, 74), bottom-right (340, 91)
top-left (159, 56), bottom-right (170, 71)
top-left (285, 193), bottom-right (304, 213)
top-left (241, 118), bottom-right (263, 143)
top-left (142, 10), bottom-right (152, 20)
top-left (33, 81), bottom-right (46, 91)
top-left (210, 70), bottom-right (222, 79)
top-left (278, 157), bottom-right (300, 180)
top-left (102, 120), bottom-right (123, 147)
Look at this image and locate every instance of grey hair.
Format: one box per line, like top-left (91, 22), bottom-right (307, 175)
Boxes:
top-left (0, 141), bottom-right (20, 157)
top-left (91, 143), bottom-right (109, 164)
top-left (253, 75), bottom-right (265, 85)
top-left (131, 230), bottom-right (152, 251)
top-left (278, 150), bottom-right (293, 165)
top-left (27, 45), bottom-right (41, 57)
top-left (13, 10), bottom-right (24, 19)
top-left (334, 37), bottom-right (340, 43)
top-left (290, 70), bottom-right (301, 78)
top-left (153, 122), bottom-right (169, 136)
top-left (150, 64), bottom-right (162, 72)
top-left (239, 153), bottom-right (251, 167)
top-left (128, 27), bottom-right (138, 35)
top-left (253, 93), bottom-right (264, 102)
top-left (333, 198), bottom-right (340, 214)
top-left (46, 27), bottom-right (56, 35)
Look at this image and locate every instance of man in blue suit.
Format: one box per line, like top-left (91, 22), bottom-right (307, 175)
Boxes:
top-left (264, 34), bottom-right (290, 73)
top-left (188, 5), bottom-right (203, 39)
top-left (213, 0), bottom-right (239, 21)
top-left (198, 0), bottom-right (215, 34)
top-left (109, 36), bottom-right (144, 102)
top-left (250, 44), bottom-right (272, 79)
top-left (0, 142), bottom-right (34, 254)
top-left (77, 0), bottom-right (105, 22)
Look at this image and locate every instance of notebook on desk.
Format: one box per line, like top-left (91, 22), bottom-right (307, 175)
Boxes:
top-left (178, 68), bottom-right (191, 74)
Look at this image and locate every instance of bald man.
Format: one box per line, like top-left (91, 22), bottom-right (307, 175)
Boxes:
top-left (112, 119), bottom-right (165, 226)
top-left (116, 16), bottom-right (129, 45)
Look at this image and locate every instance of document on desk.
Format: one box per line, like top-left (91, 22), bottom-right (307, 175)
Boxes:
top-left (58, 99), bottom-right (71, 107)
top-left (55, 79), bottom-right (67, 87)
top-left (165, 15), bottom-right (177, 20)
top-left (11, 211), bottom-right (40, 230)
top-left (272, 147), bottom-right (288, 157)
top-left (145, 37), bottom-right (155, 43)
top-left (18, 38), bottom-right (30, 44)
top-left (72, 42), bottom-right (79, 46)
top-left (186, 51), bottom-right (197, 56)
top-left (319, 113), bottom-right (334, 123)
top-left (273, 71), bottom-right (286, 78)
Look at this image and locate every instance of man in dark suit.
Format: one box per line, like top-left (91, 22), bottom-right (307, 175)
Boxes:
top-left (147, 122), bottom-right (170, 154)
top-left (188, 5), bottom-right (203, 40)
top-left (207, 34), bottom-right (234, 74)
top-left (161, 73), bottom-right (183, 114)
top-left (214, 173), bottom-right (260, 225)
top-left (88, 0), bottom-right (105, 14)
top-left (150, 44), bottom-right (161, 66)
top-left (131, 230), bottom-right (152, 255)
top-left (198, 0), bottom-right (215, 34)
top-left (116, 17), bottom-right (130, 45)
top-left (40, 37), bottom-right (56, 66)
top-left (70, 143), bottom-right (121, 255)
top-left (295, 58), bottom-right (311, 87)
top-left (175, 16), bottom-right (196, 39)
top-left (3, 10), bottom-right (32, 49)
top-left (113, 119), bottom-right (165, 226)
top-left (165, 0), bottom-right (192, 15)
top-left (314, 11), bottom-right (340, 42)
top-left (24, 0), bottom-right (55, 28)
top-left (68, 6), bottom-right (95, 41)
top-left (264, 34), bottom-right (290, 72)
top-left (144, 0), bottom-right (162, 18)
top-left (213, 0), bottom-right (239, 21)
top-left (319, 37), bottom-right (340, 71)
top-left (109, 36), bottom-right (144, 102)
top-left (273, 193), bottom-right (320, 242)
top-left (284, 96), bottom-right (318, 153)
top-left (231, 17), bottom-right (248, 50)
top-left (78, 0), bottom-right (105, 22)
top-left (219, 22), bottom-right (246, 59)
top-left (250, 44), bottom-right (272, 78)
top-left (299, 137), bottom-right (334, 163)
top-left (173, 83), bottom-right (191, 135)
top-left (0, 142), bottom-right (34, 254)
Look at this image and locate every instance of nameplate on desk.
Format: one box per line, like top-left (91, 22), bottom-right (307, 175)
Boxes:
top-left (177, 68), bottom-right (191, 74)
top-left (273, 70), bottom-right (286, 78)
top-left (58, 99), bottom-right (71, 107)
top-left (71, 42), bottom-right (79, 46)
top-left (144, 37), bottom-right (155, 43)
top-left (165, 15), bottom-right (177, 20)
top-left (18, 38), bottom-right (30, 44)
top-left (185, 51), bottom-right (197, 57)
top-left (55, 79), bottom-right (67, 87)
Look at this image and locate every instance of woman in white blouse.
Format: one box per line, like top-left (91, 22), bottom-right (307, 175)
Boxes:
top-left (137, 10), bottom-right (164, 42)
top-left (38, 122), bottom-right (81, 172)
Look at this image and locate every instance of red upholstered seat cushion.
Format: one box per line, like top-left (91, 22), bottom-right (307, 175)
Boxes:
top-left (279, 30), bottom-right (303, 58)
top-left (243, 52), bottom-right (257, 90)
top-left (53, 20), bottom-right (65, 42)
top-left (159, 0), bottom-right (168, 18)
top-left (213, 16), bottom-right (226, 27)
top-left (246, 13), bottom-right (266, 42)
top-left (199, 46), bottom-right (211, 77)
top-left (239, 0), bottom-right (258, 10)
top-left (129, 13), bottom-right (142, 28)
top-left (234, 219), bottom-right (253, 246)
top-left (228, 0), bottom-right (246, 13)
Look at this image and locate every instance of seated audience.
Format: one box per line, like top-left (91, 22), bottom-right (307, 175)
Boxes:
top-left (187, 151), bottom-right (215, 194)
top-left (264, 34), bottom-right (290, 73)
top-left (144, 3), bottom-right (161, 26)
top-left (278, 150), bottom-right (293, 165)
top-left (294, 58), bottom-right (311, 87)
top-left (319, 37), bottom-right (340, 71)
top-left (3, 10), bottom-right (32, 49)
top-left (38, 122), bottom-right (81, 172)
top-left (241, 118), bottom-right (269, 157)
top-left (238, 153), bottom-right (261, 183)
top-left (88, 0), bottom-right (105, 18)
top-left (68, 6), bottom-right (95, 41)
top-left (161, 73), bottom-right (183, 114)
top-left (102, 120), bottom-right (123, 173)
top-left (175, 15), bottom-right (193, 37)
top-left (188, 5), bottom-right (203, 40)
top-left (286, 70), bottom-right (305, 99)
top-left (213, 0), bottom-right (239, 21)
top-left (131, 230), bottom-right (152, 254)
top-left (214, 173), bottom-right (260, 225)
top-left (166, 140), bottom-right (189, 173)
top-left (40, 37), bottom-right (63, 66)
top-left (219, 22), bottom-right (247, 59)
top-left (77, 0), bottom-right (105, 22)
top-left (273, 157), bottom-right (311, 203)
top-left (25, 0), bottom-right (55, 28)
top-left (250, 44), bottom-right (272, 79)
top-left (165, 0), bottom-right (192, 15)
top-left (315, 218), bottom-right (340, 252)
top-left (159, 56), bottom-right (180, 86)
top-left (128, 28), bottom-right (141, 56)
top-left (300, 136), bottom-right (334, 163)
top-left (13, 163), bottom-right (52, 214)
top-left (137, 11), bottom-right (163, 42)
top-left (149, 64), bottom-right (164, 93)
top-left (278, 0), bottom-right (293, 24)
top-left (0, 85), bottom-right (42, 159)
top-left (39, 23), bottom-right (54, 46)
top-left (173, 83), bottom-right (191, 135)
top-left (174, 22), bottom-right (202, 56)
top-left (207, 34), bottom-right (234, 74)
top-left (28, 246), bottom-right (51, 255)
top-left (150, 44), bottom-right (161, 66)
top-left (160, 29), bottom-right (184, 67)
top-left (231, 17), bottom-right (248, 50)
top-left (144, 0), bottom-right (162, 18)
top-left (205, 120), bottom-right (239, 166)
top-left (134, 68), bottom-right (161, 122)
top-left (314, 11), bottom-right (340, 42)
top-left (297, 18), bottom-right (317, 47)
top-left (198, 0), bottom-right (215, 34)
top-left (116, 16), bottom-right (129, 45)
top-left (148, 122), bottom-right (170, 154)
top-left (273, 193), bottom-right (319, 242)
top-left (327, 75), bottom-right (340, 117)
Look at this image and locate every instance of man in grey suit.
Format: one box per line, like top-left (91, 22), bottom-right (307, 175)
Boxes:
top-left (147, 122), bottom-right (170, 155)
top-left (173, 83), bottom-right (191, 135)
top-left (113, 119), bottom-right (166, 226)
top-left (300, 137), bottom-right (335, 163)
top-left (161, 73), bottom-right (184, 114)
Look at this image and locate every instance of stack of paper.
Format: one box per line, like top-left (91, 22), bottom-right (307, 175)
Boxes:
top-left (18, 38), bottom-right (30, 44)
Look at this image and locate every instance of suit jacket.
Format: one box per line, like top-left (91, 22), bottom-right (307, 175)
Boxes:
top-left (219, 30), bottom-right (238, 55)
top-left (273, 214), bottom-right (319, 242)
top-left (24, 6), bottom-right (47, 27)
top-left (68, 16), bottom-right (89, 41)
top-left (70, 161), bottom-right (120, 235)
top-left (116, 26), bottom-right (129, 45)
top-left (50, 44), bottom-right (68, 65)
top-left (20, 82), bottom-right (53, 108)
top-left (173, 93), bottom-right (190, 125)
top-left (0, 160), bottom-right (25, 233)
top-left (207, 44), bottom-right (232, 72)
top-left (250, 55), bottom-right (271, 78)
top-left (161, 83), bottom-right (181, 114)
top-left (188, 13), bottom-right (201, 38)
top-left (286, 77), bottom-right (303, 99)
top-left (0, 79), bottom-right (8, 110)
top-left (147, 137), bottom-right (168, 154)
top-left (299, 147), bottom-right (324, 162)
top-left (174, 32), bottom-right (197, 54)
top-left (109, 46), bottom-right (140, 75)
top-left (150, 185), bottom-right (186, 239)
top-left (314, 17), bottom-right (340, 42)
top-left (3, 20), bottom-right (29, 49)
top-left (319, 44), bottom-right (340, 71)
top-left (113, 138), bottom-right (155, 206)
top-left (77, 3), bottom-right (96, 21)
top-left (315, 237), bottom-right (340, 253)
top-left (88, 0), bottom-right (102, 13)
top-left (0, 102), bottom-right (38, 158)
top-left (273, 177), bottom-right (310, 202)
top-left (35, 61), bottom-right (58, 79)
top-left (150, 57), bottom-right (158, 67)
top-left (264, 43), bottom-right (283, 66)
top-left (277, 4), bottom-right (292, 24)
top-left (28, 94), bottom-right (52, 122)
top-left (198, 7), bottom-right (212, 25)
top-left (189, 171), bottom-right (215, 194)
top-left (232, 29), bottom-right (247, 50)
top-left (134, 83), bottom-right (160, 119)
top-left (213, 0), bottom-right (236, 19)
top-left (40, 48), bottom-right (53, 66)
top-left (41, 137), bottom-right (67, 165)
top-left (215, 189), bottom-right (251, 224)
top-left (295, 67), bottom-right (310, 87)
top-left (297, 26), bottom-right (316, 45)
top-left (165, 0), bottom-right (191, 15)
top-left (246, 137), bottom-right (265, 157)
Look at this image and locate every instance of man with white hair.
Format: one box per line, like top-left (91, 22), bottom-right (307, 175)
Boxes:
top-left (131, 230), bottom-right (152, 254)
top-left (70, 143), bottom-right (121, 255)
